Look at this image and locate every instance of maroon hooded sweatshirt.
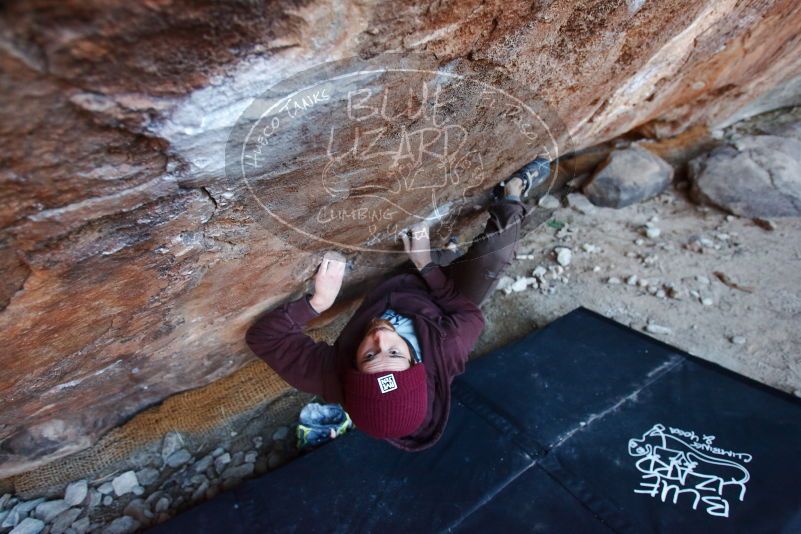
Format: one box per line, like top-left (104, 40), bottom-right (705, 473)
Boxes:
top-left (245, 262), bottom-right (485, 451)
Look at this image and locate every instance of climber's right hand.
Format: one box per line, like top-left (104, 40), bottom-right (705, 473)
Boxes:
top-left (309, 251), bottom-right (346, 314)
top-left (401, 222), bottom-right (433, 271)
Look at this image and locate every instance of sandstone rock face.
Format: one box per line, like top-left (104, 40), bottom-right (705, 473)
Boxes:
top-left (690, 136), bottom-right (801, 217)
top-left (583, 146), bottom-right (673, 208)
top-left (2, 0), bottom-right (801, 476)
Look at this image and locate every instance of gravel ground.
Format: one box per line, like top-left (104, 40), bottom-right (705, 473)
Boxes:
top-left (474, 186), bottom-right (801, 397)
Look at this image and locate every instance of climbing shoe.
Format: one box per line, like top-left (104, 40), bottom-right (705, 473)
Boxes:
top-left (493, 157), bottom-right (551, 200)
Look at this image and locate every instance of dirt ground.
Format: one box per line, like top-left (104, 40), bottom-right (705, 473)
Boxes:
top-left (474, 186), bottom-right (801, 398)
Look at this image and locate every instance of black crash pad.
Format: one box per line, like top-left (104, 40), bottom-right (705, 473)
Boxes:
top-left (151, 308), bottom-right (801, 533)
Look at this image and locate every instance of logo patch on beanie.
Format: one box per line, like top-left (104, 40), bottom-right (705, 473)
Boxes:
top-left (377, 374), bottom-right (397, 394)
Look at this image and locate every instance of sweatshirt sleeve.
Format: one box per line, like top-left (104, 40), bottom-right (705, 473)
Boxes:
top-left (245, 294), bottom-right (338, 399)
top-left (419, 263), bottom-right (486, 371)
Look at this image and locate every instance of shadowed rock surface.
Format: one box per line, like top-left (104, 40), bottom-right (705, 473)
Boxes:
top-left (2, 0), bottom-right (801, 476)
top-left (690, 136), bottom-right (801, 217)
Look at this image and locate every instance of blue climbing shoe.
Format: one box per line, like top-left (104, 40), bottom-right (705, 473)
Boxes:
top-left (296, 403), bottom-right (353, 449)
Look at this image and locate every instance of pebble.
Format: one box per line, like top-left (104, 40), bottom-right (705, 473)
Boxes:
top-left (154, 497), bottom-right (171, 514)
top-left (13, 499), bottom-right (45, 515)
top-left (214, 453), bottom-right (231, 474)
top-left (0, 494), bottom-right (11, 509)
top-left (731, 336), bottom-right (747, 345)
top-left (9, 517), bottom-right (45, 534)
top-left (645, 323), bottom-right (672, 335)
top-left (165, 449), bottom-right (192, 468)
top-left (607, 277), bottom-right (621, 285)
top-left (101, 516), bottom-right (139, 534)
top-left (112, 471), bottom-right (140, 496)
top-left (102, 496), bottom-right (113, 507)
top-left (136, 467), bottom-right (159, 486)
top-left (566, 193), bottom-right (597, 215)
top-left (211, 447), bottom-right (225, 458)
top-left (222, 463), bottom-right (255, 481)
top-left (656, 289), bottom-right (666, 299)
top-left (231, 451), bottom-right (244, 465)
top-left (123, 498), bottom-right (153, 524)
top-left (72, 517), bottom-right (90, 534)
top-left (532, 266), bottom-right (547, 278)
top-left (2, 510), bottom-right (21, 529)
top-left (267, 451), bottom-right (284, 470)
top-left (244, 451), bottom-right (258, 464)
top-left (193, 455), bottom-right (214, 474)
top-left (34, 500), bottom-right (69, 522)
top-left (191, 482), bottom-right (209, 502)
top-left (638, 278), bottom-right (649, 288)
top-left (161, 432), bottom-right (185, 462)
top-left (272, 427), bottom-right (289, 441)
top-left (634, 238), bottom-right (645, 246)
top-left (701, 297), bottom-right (714, 306)
top-left (86, 491), bottom-right (101, 509)
top-left (592, 266), bottom-right (601, 273)
top-left (252, 437), bottom-right (263, 449)
top-left (555, 247), bottom-right (572, 266)
top-left (50, 507), bottom-right (81, 534)
top-left (496, 275), bottom-right (514, 293)
top-left (666, 286), bottom-right (681, 299)
top-left (645, 226), bottom-right (661, 239)
top-left (97, 483), bottom-right (113, 496)
top-left (537, 194), bottom-right (561, 209)
top-left (696, 275), bottom-right (710, 285)
top-left (626, 275), bottom-right (638, 286)
top-left (510, 277), bottom-right (530, 292)
top-left (581, 243), bottom-right (599, 253)
top-left (64, 480), bottom-right (88, 506)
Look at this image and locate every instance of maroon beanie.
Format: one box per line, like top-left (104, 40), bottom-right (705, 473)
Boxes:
top-left (343, 364), bottom-right (428, 439)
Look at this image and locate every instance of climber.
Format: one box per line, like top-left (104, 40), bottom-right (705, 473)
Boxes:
top-left (246, 158), bottom-right (550, 451)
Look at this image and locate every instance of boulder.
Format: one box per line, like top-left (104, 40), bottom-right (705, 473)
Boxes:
top-left (583, 146), bottom-right (674, 208)
top-left (690, 135), bottom-right (801, 217)
top-left (2, 0), bottom-right (801, 476)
